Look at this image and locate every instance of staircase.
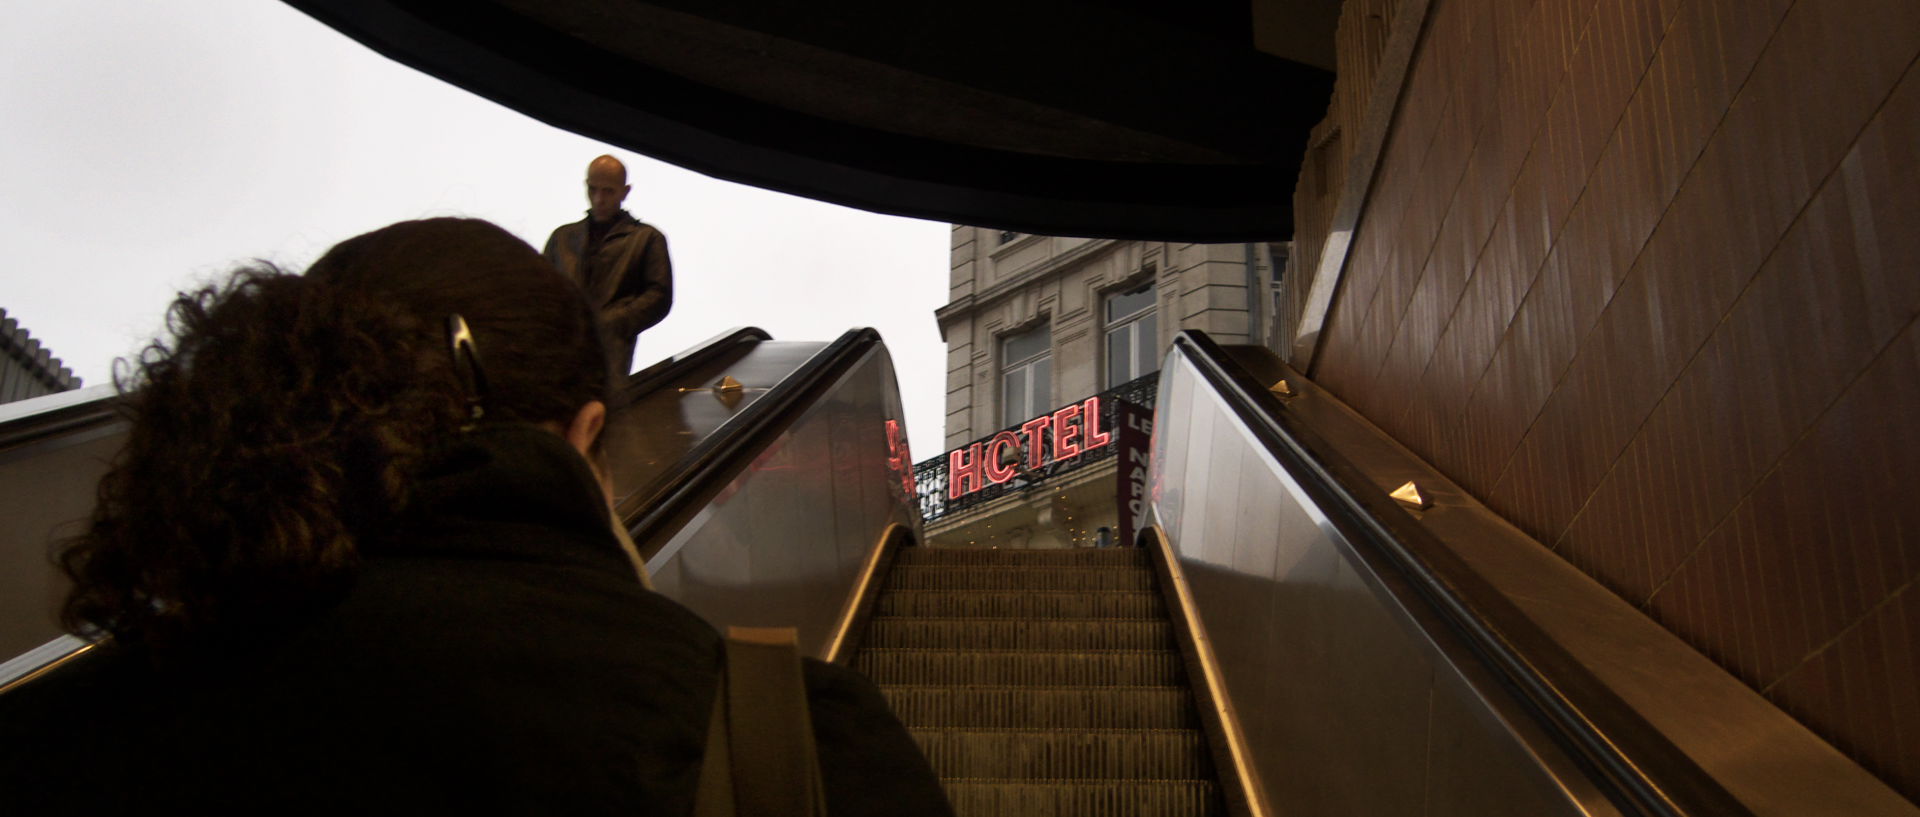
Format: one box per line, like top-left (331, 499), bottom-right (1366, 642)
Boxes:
top-left (855, 547), bottom-right (1223, 816)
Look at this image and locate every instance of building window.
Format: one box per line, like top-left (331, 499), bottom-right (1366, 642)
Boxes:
top-left (1105, 282), bottom-right (1159, 387)
top-left (1000, 323), bottom-right (1051, 424)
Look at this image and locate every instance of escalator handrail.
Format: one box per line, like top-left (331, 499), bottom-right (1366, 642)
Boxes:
top-left (0, 384), bottom-right (122, 456)
top-left (620, 326), bottom-right (884, 550)
top-left (1169, 330), bottom-right (1746, 817)
top-left (621, 326), bottom-right (771, 402)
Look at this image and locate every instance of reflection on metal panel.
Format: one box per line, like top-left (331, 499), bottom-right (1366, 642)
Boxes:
top-left (606, 339), bottom-right (822, 520)
top-left (0, 414), bottom-right (124, 662)
top-left (640, 344), bottom-right (922, 658)
top-left (1149, 351), bottom-right (1603, 816)
top-left (1151, 332), bottom-right (1920, 817)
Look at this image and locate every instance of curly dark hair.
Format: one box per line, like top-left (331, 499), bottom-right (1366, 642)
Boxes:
top-left (58, 218), bottom-right (613, 652)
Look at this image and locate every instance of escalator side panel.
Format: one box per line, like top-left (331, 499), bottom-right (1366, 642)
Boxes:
top-left (1149, 357), bottom-right (1604, 817)
top-left (642, 345), bottom-right (921, 658)
top-left (0, 426), bottom-right (123, 662)
top-left (605, 339), bottom-right (818, 525)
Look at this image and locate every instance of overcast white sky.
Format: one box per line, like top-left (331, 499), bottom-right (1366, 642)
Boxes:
top-left (0, 0), bottom-right (953, 459)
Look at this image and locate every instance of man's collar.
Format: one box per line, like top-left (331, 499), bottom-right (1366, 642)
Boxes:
top-left (584, 209), bottom-right (637, 228)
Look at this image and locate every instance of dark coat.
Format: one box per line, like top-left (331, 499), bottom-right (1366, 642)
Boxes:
top-left (0, 426), bottom-right (948, 817)
top-left (543, 211), bottom-right (673, 372)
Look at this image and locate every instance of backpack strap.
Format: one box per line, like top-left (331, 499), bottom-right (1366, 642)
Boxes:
top-left (693, 626), bottom-right (829, 817)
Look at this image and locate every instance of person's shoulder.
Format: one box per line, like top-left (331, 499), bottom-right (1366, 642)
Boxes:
top-left (618, 213), bottom-right (663, 236)
top-left (801, 657), bottom-right (957, 817)
top-left (801, 656), bottom-right (880, 700)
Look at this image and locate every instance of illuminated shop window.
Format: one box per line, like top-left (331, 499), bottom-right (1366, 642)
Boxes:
top-left (1104, 282), bottom-right (1158, 387)
top-left (1000, 323), bottom-right (1051, 426)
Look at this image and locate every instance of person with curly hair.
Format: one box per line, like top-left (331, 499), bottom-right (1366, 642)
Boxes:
top-left (0, 218), bottom-right (947, 817)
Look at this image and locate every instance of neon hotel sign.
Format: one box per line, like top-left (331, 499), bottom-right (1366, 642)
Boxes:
top-left (947, 396), bottom-right (1110, 499)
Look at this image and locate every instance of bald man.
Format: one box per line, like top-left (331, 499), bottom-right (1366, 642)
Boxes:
top-left (543, 155), bottom-right (673, 374)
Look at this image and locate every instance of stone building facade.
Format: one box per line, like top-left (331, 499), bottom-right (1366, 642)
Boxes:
top-left (0, 308), bottom-right (80, 406)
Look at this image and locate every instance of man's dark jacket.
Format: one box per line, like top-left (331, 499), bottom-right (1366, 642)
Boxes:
top-left (543, 210), bottom-right (672, 372)
top-left (0, 426), bottom-right (948, 817)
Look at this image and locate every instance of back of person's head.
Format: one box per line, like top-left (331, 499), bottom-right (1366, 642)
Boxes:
top-left (59, 217), bottom-right (612, 653)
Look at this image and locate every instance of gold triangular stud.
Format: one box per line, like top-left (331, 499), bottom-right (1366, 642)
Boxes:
top-left (1270, 379), bottom-right (1296, 397)
top-left (715, 375), bottom-right (744, 393)
top-left (1389, 481), bottom-right (1430, 510)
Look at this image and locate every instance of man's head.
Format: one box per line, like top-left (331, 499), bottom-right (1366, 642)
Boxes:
top-left (584, 155), bottom-right (630, 223)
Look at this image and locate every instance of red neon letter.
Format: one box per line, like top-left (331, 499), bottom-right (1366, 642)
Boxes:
top-left (949, 443), bottom-right (984, 499)
top-left (1081, 396), bottom-right (1111, 449)
top-left (1020, 416), bottom-right (1053, 469)
top-left (885, 420), bottom-right (904, 470)
top-left (1052, 404), bottom-right (1082, 458)
top-left (984, 431), bottom-right (1021, 484)
top-left (887, 420), bottom-right (914, 498)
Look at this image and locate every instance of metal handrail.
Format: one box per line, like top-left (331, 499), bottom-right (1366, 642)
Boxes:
top-left (0, 384), bottom-right (122, 456)
top-left (621, 326), bottom-right (771, 402)
top-left (0, 636), bottom-right (95, 695)
top-left (1169, 330), bottom-right (1747, 817)
top-left (621, 327), bottom-right (883, 549)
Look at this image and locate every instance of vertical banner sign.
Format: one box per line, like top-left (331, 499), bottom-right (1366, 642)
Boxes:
top-left (1113, 400), bottom-right (1152, 548)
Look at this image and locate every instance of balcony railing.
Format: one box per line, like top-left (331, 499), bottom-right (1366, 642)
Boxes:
top-left (915, 371), bottom-right (1157, 524)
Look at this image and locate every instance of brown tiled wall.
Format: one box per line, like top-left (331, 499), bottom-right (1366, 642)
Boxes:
top-left (1286, 0), bottom-right (1407, 348)
top-left (1306, 0), bottom-right (1920, 799)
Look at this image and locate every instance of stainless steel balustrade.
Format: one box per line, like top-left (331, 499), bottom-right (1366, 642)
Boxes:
top-left (0, 384), bottom-right (122, 672)
top-left (1147, 330), bottom-right (1916, 817)
top-left (624, 328), bottom-right (923, 658)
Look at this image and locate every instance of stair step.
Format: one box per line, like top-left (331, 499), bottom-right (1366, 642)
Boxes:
top-left (941, 779), bottom-right (1222, 817)
top-left (884, 565), bottom-right (1155, 591)
top-left (880, 685), bottom-right (1199, 729)
top-left (875, 590), bottom-right (1165, 619)
top-left (865, 617), bottom-right (1174, 650)
top-left (859, 546), bottom-right (1219, 815)
top-left (857, 649), bottom-right (1184, 686)
top-left (912, 728), bottom-right (1212, 779)
top-left (898, 547), bottom-right (1149, 566)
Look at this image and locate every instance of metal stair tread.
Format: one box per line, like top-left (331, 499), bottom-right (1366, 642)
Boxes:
top-left (879, 683), bottom-right (1189, 691)
top-left (858, 647), bottom-right (1181, 654)
top-left (859, 546), bottom-right (1219, 815)
top-left (872, 590), bottom-right (1168, 619)
top-left (880, 684), bottom-right (1203, 729)
top-left (869, 615), bottom-right (1166, 622)
top-left (879, 590), bottom-right (1159, 598)
top-left (889, 564), bottom-right (1152, 570)
top-left (913, 729), bottom-right (1214, 781)
top-left (910, 727), bottom-right (1208, 736)
top-left (938, 779), bottom-right (1223, 817)
top-left (864, 618), bottom-right (1177, 650)
top-left (938, 778), bottom-right (1220, 784)
top-left (882, 567), bottom-right (1157, 590)
top-left (896, 547), bottom-right (1150, 563)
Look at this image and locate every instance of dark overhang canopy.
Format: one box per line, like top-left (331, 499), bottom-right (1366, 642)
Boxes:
top-left (283, 1), bottom-right (1338, 241)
